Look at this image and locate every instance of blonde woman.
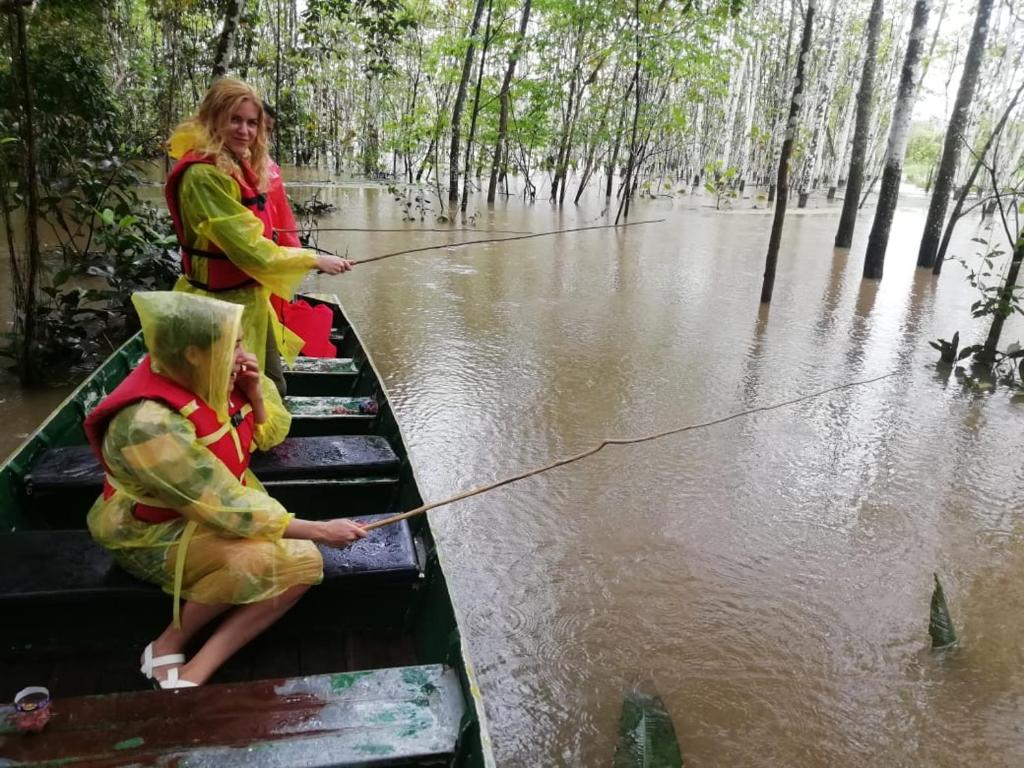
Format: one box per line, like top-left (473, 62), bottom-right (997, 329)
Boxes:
top-left (165, 78), bottom-right (350, 396)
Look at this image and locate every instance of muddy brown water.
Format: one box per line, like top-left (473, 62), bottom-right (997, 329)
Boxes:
top-left (2, 178), bottom-right (1022, 766)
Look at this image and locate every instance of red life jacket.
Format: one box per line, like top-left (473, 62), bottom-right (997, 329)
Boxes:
top-left (267, 160), bottom-right (302, 248)
top-left (84, 356), bottom-right (255, 524)
top-left (165, 152), bottom-right (272, 292)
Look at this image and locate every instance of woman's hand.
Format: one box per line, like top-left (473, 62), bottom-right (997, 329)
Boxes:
top-left (315, 254), bottom-right (354, 275)
top-left (314, 518), bottom-right (368, 548)
top-left (231, 347), bottom-right (269, 424)
top-left (232, 349), bottom-right (262, 403)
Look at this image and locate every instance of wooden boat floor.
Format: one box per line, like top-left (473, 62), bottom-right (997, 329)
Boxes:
top-left (1, 629), bottom-right (415, 699)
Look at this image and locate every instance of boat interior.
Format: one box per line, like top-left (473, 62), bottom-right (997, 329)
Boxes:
top-left (0, 296), bottom-right (482, 766)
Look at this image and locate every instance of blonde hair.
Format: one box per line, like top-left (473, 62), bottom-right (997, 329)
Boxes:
top-left (170, 78), bottom-right (270, 192)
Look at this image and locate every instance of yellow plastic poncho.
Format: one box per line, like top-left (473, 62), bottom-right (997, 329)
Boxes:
top-left (87, 292), bottom-right (323, 611)
top-left (168, 125), bottom-right (317, 373)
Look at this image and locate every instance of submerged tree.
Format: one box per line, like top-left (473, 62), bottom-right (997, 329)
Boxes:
top-left (448, 0), bottom-right (488, 204)
top-left (862, 0), bottom-right (929, 280)
top-left (933, 81), bottom-right (1024, 275)
top-left (487, 0), bottom-right (532, 204)
top-left (916, 0), bottom-right (994, 270)
top-left (835, 0), bottom-right (884, 248)
top-left (761, 0), bottom-right (816, 304)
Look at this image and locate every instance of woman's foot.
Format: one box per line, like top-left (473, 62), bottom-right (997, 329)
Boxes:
top-left (155, 667), bottom-right (198, 690)
top-left (139, 641), bottom-right (185, 682)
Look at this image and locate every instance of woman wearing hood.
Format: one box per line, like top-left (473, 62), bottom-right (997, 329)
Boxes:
top-left (85, 292), bottom-right (366, 689)
top-left (164, 78), bottom-right (350, 397)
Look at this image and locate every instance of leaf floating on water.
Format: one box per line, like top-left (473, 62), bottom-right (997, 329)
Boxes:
top-left (613, 689), bottom-right (683, 768)
top-left (929, 573), bottom-right (958, 650)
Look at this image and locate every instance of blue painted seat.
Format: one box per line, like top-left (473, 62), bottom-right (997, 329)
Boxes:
top-left (0, 512), bottom-right (417, 606)
top-left (25, 436), bottom-right (400, 526)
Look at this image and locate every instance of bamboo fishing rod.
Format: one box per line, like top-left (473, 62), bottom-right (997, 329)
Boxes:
top-left (280, 226), bottom-right (535, 235)
top-left (344, 218), bottom-right (666, 266)
top-left (362, 371), bottom-right (898, 532)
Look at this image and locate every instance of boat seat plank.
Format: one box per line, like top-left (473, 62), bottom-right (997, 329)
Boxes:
top-left (284, 357), bottom-right (362, 396)
top-left (0, 512), bottom-right (418, 604)
top-left (0, 664), bottom-right (465, 767)
top-left (26, 435), bottom-right (400, 497)
top-left (286, 356), bottom-right (360, 375)
top-left (284, 397), bottom-right (382, 438)
top-left (284, 395), bottom-right (379, 419)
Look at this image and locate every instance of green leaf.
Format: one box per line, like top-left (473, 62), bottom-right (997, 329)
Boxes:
top-left (929, 573), bottom-right (958, 650)
top-left (613, 689), bottom-right (683, 768)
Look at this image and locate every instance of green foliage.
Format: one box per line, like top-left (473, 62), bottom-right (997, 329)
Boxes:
top-left (304, 0), bottom-right (417, 76)
top-left (0, 148), bottom-right (178, 383)
top-left (703, 162), bottom-right (739, 209)
top-left (933, 230), bottom-right (1024, 383)
top-left (904, 123), bottom-right (943, 189)
top-left (928, 331), bottom-right (972, 366)
top-left (289, 192), bottom-right (338, 245)
top-left (0, 2), bottom-right (122, 175)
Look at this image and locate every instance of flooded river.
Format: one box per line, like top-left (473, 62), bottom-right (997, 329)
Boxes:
top-left (3, 179), bottom-right (1023, 765)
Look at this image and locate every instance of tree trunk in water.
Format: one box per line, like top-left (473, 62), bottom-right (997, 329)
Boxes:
top-left (916, 0), bottom-right (993, 268)
top-left (461, 0), bottom-right (493, 214)
top-left (211, 0), bottom-right (246, 80)
top-left (417, 138), bottom-right (436, 182)
top-left (615, 17), bottom-right (643, 226)
top-left (934, 80), bottom-right (1024, 274)
top-left (449, 0), bottom-right (488, 204)
top-left (797, 0), bottom-right (841, 208)
top-left (979, 227), bottom-right (1024, 363)
top-left (362, 76), bottom-right (380, 176)
top-left (551, 68), bottom-right (579, 203)
top-left (606, 96), bottom-right (629, 199)
top-left (9, 5), bottom-right (42, 385)
top-left (863, 0), bottom-right (929, 280)
top-left (487, 0), bottom-right (531, 204)
top-left (835, 0), bottom-right (884, 247)
top-left (762, 0), bottom-right (816, 304)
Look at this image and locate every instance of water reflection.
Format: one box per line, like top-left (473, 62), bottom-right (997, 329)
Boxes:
top-left (2, 178), bottom-right (1022, 765)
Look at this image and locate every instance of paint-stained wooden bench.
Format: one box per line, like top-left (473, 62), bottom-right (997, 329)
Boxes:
top-left (0, 664), bottom-right (465, 767)
top-left (284, 355), bottom-right (364, 397)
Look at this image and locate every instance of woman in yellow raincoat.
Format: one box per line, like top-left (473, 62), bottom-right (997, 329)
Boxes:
top-left (165, 77), bottom-right (351, 396)
top-left (85, 291), bottom-right (366, 689)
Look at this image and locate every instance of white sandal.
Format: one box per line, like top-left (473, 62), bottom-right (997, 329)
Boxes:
top-left (156, 668), bottom-right (198, 690)
top-left (139, 642), bottom-right (185, 682)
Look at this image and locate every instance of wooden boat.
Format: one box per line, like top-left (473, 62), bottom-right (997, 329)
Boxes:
top-left (0, 294), bottom-right (492, 767)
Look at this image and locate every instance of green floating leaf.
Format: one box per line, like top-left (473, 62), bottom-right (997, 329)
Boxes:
top-left (929, 573), bottom-right (958, 650)
top-left (613, 689), bottom-right (683, 768)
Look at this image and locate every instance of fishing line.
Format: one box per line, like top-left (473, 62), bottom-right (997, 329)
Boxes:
top-left (347, 218), bottom-right (666, 265)
top-left (363, 371), bottom-right (899, 531)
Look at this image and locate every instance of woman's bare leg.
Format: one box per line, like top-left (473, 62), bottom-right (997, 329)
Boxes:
top-left (177, 584), bottom-right (310, 685)
top-left (148, 600), bottom-right (229, 670)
